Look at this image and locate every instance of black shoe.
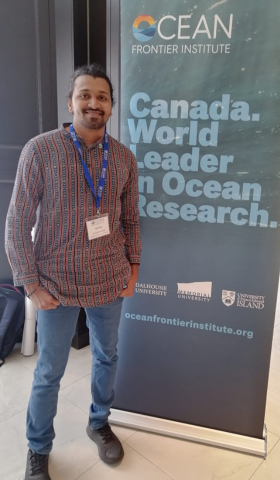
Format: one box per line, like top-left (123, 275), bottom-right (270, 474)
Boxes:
top-left (25, 449), bottom-right (51, 480)
top-left (86, 422), bottom-right (124, 464)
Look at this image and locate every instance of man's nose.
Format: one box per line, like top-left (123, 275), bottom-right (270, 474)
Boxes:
top-left (88, 96), bottom-right (100, 109)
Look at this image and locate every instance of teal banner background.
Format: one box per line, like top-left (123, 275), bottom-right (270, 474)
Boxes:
top-left (113, 0), bottom-right (280, 438)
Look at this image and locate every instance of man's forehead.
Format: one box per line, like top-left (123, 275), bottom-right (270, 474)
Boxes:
top-left (74, 75), bottom-right (110, 94)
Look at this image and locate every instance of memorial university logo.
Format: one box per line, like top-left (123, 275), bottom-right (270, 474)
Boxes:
top-left (177, 282), bottom-right (212, 302)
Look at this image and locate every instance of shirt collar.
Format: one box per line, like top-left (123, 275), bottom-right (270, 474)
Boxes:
top-left (61, 123), bottom-right (105, 149)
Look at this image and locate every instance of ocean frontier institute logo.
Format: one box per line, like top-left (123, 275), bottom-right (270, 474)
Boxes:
top-left (132, 15), bottom-right (157, 42)
top-left (131, 13), bottom-right (234, 55)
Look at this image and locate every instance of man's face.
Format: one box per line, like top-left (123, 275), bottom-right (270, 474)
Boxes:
top-left (68, 75), bottom-right (112, 130)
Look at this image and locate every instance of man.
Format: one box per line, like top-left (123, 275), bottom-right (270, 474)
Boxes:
top-left (5, 64), bottom-right (141, 480)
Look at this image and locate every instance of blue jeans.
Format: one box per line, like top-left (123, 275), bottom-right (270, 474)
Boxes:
top-left (26, 297), bottom-right (123, 454)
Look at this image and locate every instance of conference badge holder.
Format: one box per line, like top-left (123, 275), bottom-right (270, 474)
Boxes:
top-left (69, 124), bottom-right (110, 242)
top-left (86, 212), bottom-right (110, 240)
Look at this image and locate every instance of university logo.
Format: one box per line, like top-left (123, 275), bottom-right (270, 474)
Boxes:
top-left (237, 293), bottom-right (265, 309)
top-left (132, 15), bottom-right (157, 42)
top-left (222, 290), bottom-right (236, 307)
top-left (177, 282), bottom-right (212, 302)
top-left (135, 282), bottom-right (167, 296)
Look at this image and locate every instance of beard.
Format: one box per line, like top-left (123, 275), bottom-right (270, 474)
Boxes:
top-left (80, 109), bottom-right (107, 130)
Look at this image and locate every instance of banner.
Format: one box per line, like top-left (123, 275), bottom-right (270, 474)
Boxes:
top-left (113, 0), bottom-right (280, 439)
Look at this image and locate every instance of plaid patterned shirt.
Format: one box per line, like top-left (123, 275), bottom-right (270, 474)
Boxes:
top-left (5, 124), bottom-right (141, 307)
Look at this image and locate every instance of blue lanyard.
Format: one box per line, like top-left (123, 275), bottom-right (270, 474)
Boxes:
top-left (69, 124), bottom-right (109, 214)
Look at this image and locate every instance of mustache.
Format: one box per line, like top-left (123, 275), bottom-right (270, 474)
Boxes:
top-left (83, 108), bottom-right (104, 115)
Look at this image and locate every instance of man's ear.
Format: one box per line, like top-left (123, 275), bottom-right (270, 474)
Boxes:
top-left (67, 99), bottom-right (73, 114)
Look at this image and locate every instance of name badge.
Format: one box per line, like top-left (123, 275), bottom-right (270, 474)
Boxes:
top-left (86, 214), bottom-right (110, 240)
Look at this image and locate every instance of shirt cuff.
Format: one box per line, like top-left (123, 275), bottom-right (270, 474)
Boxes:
top-left (13, 273), bottom-right (40, 287)
top-left (127, 255), bottom-right (141, 264)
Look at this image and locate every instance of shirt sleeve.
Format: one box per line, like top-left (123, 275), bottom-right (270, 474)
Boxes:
top-left (5, 141), bottom-right (44, 286)
top-left (120, 150), bottom-right (142, 264)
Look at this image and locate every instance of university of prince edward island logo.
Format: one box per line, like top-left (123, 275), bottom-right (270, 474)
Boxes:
top-left (132, 15), bottom-right (157, 42)
top-left (222, 290), bottom-right (236, 307)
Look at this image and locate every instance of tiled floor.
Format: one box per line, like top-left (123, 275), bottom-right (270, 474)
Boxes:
top-left (1, 296), bottom-right (280, 480)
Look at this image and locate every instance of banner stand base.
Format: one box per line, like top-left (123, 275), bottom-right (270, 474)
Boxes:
top-left (110, 409), bottom-right (267, 458)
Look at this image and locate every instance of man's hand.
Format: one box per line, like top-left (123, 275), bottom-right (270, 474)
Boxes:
top-left (119, 264), bottom-right (139, 297)
top-left (24, 282), bottom-right (60, 310)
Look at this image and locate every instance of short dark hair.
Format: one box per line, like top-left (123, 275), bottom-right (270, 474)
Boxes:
top-left (67, 63), bottom-right (115, 106)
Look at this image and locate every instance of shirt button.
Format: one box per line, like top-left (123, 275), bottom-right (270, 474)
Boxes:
top-left (99, 144), bottom-right (102, 149)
